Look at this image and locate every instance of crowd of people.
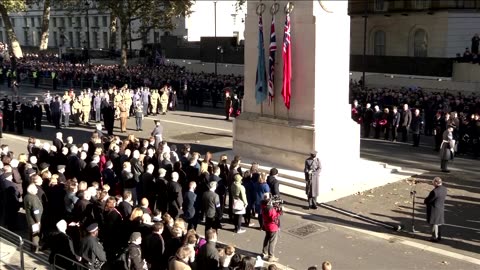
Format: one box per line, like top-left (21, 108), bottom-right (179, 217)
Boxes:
top-left (350, 85), bottom-right (480, 168)
top-left (455, 33), bottom-right (480, 63)
top-left (1, 54), bottom-right (244, 109)
top-left (0, 126), bottom-right (332, 269)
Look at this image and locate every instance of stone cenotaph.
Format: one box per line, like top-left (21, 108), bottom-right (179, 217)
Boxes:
top-left (234, 0), bottom-right (364, 198)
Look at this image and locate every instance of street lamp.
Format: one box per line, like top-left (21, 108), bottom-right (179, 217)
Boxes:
top-left (85, 0), bottom-right (91, 66)
top-left (361, 0), bottom-right (368, 89)
top-left (214, 1), bottom-right (218, 76)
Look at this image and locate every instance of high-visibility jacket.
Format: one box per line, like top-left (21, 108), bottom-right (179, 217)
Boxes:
top-left (33, 71), bottom-right (37, 78)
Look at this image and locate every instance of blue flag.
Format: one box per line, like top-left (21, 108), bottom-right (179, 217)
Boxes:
top-left (255, 15), bottom-right (268, 104)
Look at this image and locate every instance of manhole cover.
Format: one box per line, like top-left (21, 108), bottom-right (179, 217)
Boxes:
top-left (284, 223), bottom-right (328, 239)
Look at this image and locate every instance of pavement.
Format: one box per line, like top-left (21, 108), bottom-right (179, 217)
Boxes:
top-left (0, 84), bottom-right (479, 269)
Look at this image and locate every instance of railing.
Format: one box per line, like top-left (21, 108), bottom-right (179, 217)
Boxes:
top-left (0, 226), bottom-right (25, 270)
top-left (52, 253), bottom-right (89, 270)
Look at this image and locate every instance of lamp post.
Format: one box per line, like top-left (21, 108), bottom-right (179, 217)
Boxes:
top-left (85, 0), bottom-right (91, 66)
top-left (214, 1), bottom-right (218, 76)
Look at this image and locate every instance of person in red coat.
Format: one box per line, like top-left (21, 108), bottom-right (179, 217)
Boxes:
top-left (261, 193), bottom-right (282, 263)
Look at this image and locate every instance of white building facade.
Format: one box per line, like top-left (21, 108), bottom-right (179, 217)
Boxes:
top-left (350, 0), bottom-right (480, 58)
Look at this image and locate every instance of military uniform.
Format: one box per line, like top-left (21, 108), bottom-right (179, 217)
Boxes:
top-left (119, 102), bottom-right (128, 133)
top-left (150, 90), bottom-right (160, 115)
top-left (304, 153), bottom-right (321, 209)
top-left (160, 89), bottom-right (169, 115)
top-left (14, 106), bottom-right (23, 134)
top-left (125, 90), bottom-right (133, 117)
top-left (33, 102), bottom-right (42, 131)
top-left (72, 98), bottom-right (82, 126)
top-left (80, 234), bottom-right (107, 270)
top-left (81, 95), bottom-right (92, 124)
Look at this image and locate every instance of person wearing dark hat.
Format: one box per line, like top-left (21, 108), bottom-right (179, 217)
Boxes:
top-left (47, 220), bottom-right (79, 270)
top-left (0, 172), bottom-right (20, 230)
top-left (38, 162), bottom-right (50, 175)
top-left (304, 151), bottom-right (322, 209)
top-left (440, 125), bottom-right (455, 173)
top-left (128, 232), bottom-right (147, 270)
top-left (80, 223), bottom-right (107, 270)
top-left (5, 103), bottom-right (14, 132)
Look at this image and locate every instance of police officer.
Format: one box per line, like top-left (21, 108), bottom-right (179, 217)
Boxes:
top-left (79, 223), bottom-right (107, 270)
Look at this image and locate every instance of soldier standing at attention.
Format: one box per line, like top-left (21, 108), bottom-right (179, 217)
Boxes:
top-left (81, 92), bottom-right (91, 125)
top-left (304, 151), bottom-right (321, 209)
top-left (160, 87), bottom-right (169, 115)
top-left (119, 100), bottom-right (128, 133)
top-left (151, 89), bottom-right (160, 115)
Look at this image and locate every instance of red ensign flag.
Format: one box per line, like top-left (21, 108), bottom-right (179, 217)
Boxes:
top-left (281, 13), bottom-right (291, 110)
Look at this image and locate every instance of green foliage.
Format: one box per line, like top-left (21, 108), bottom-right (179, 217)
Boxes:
top-left (235, 0), bottom-right (247, 12)
top-left (0, 0), bottom-right (28, 12)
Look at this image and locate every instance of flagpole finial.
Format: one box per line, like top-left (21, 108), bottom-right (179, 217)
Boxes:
top-left (270, 2), bottom-right (280, 15)
top-left (284, 2), bottom-right (294, 14)
top-left (256, 3), bottom-right (266, 15)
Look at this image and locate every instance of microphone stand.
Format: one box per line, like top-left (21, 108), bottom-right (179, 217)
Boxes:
top-left (410, 180), bottom-right (418, 233)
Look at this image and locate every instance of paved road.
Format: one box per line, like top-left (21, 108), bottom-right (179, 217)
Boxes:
top-left (1, 85), bottom-right (479, 269)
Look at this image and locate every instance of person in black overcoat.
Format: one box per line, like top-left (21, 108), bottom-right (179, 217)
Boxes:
top-left (424, 177), bottom-right (447, 242)
top-left (47, 220), bottom-right (79, 270)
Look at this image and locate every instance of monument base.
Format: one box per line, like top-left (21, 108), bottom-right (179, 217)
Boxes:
top-left (233, 112), bottom-right (316, 171)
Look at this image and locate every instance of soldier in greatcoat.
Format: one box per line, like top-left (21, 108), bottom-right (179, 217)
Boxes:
top-left (440, 125), bottom-right (455, 173)
top-left (424, 177), bottom-right (447, 242)
top-left (304, 151), bottom-right (322, 209)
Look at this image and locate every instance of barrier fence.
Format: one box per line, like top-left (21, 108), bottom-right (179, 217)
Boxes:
top-left (52, 253), bottom-right (89, 270)
top-left (0, 225), bottom-right (25, 270)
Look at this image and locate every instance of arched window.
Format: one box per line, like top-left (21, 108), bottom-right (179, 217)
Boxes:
top-left (373, 30), bottom-right (386, 56)
top-left (413, 29), bottom-right (428, 57)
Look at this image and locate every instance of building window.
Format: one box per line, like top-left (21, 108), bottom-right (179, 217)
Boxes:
top-left (76, 31), bottom-right (81, 47)
top-left (31, 17), bottom-right (35, 27)
top-left (37, 17), bottom-right (41, 27)
top-left (76, 17), bottom-right (81, 27)
top-left (94, 16), bottom-right (99, 27)
top-left (37, 31), bottom-right (41, 46)
top-left (154, 32), bottom-right (160, 43)
top-left (373, 30), bottom-right (386, 56)
top-left (11, 18), bottom-right (15, 27)
top-left (68, 17), bottom-right (73, 27)
top-left (0, 19), bottom-right (3, 27)
top-left (68, 32), bottom-right (73, 47)
top-left (53, 17), bottom-right (57, 27)
top-left (93, 32), bottom-right (98, 48)
top-left (24, 30), bottom-right (29, 45)
top-left (413, 29), bottom-right (428, 57)
top-left (415, 0), bottom-right (431, 9)
top-left (102, 16), bottom-right (108, 27)
top-left (53, 31), bottom-right (58, 46)
top-left (24, 17), bottom-right (28, 27)
top-left (60, 17), bottom-right (66, 28)
top-left (103, 32), bottom-right (108, 48)
top-left (374, 0), bottom-right (385, 11)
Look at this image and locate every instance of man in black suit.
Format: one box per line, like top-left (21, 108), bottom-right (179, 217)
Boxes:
top-left (400, 104), bottom-right (412, 142)
top-left (0, 172), bottom-right (20, 230)
top-left (143, 222), bottom-right (166, 270)
top-left (117, 191), bottom-right (133, 220)
top-left (53, 132), bottom-right (64, 151)
top-left (197, 229), bottom-right (220, 270)
top-left (48, 220), bottom-right (79, 270)
top-left (390, 106), bottom-right (401, 142)
top-left (202, 181), bottom-right (221, 235)
top-left (267, 168), bottom-right (280, 196)
top-left (182, 181), bottom-right (197, 230)
top-left (424, 177), bottom-right (447, 242)
top-left (166, 172), bottom-right (183, 219)
top-left (66, 146), bottom-right (81, 179)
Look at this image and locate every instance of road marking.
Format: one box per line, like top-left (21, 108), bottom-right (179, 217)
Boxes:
top-left (145, 117), bottom-right (232, 133)
top-left (283, 207), bottom-right (480, 266)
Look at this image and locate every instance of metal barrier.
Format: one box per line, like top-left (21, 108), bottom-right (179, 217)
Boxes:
top-left (52, 253), bottom-right (89, 270)
top-left (0, 226), bottom-right (25, 270)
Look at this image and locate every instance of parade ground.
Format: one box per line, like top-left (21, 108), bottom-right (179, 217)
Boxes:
top-left (1, 85), bottom-right (480, 269)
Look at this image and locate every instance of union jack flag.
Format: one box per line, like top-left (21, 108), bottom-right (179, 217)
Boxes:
top-left (268, 16), bottom-right (276, 102)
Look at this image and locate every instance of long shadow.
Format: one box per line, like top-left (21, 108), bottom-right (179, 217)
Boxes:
top-left (171, 113), bottom-right (227, 121)
top-left (199, 132), bottom-right (233, 138)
